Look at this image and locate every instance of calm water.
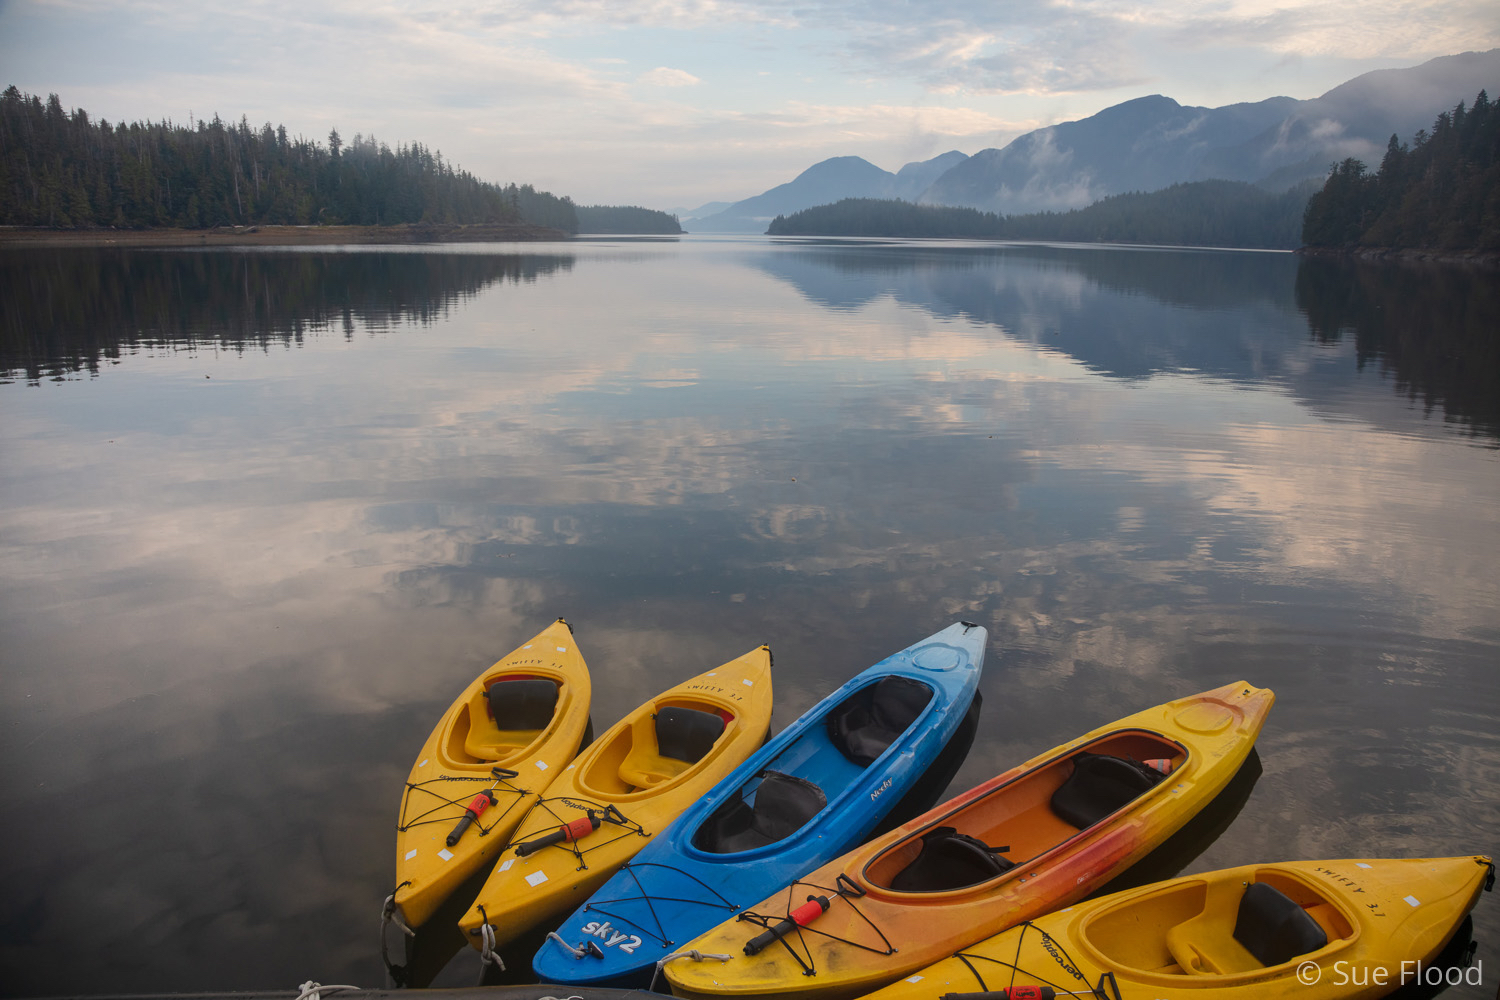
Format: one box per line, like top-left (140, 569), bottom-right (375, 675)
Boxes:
top-left (1, 238), bottom-right (1496, 996)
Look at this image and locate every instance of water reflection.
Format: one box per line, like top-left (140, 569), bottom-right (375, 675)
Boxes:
top-left (1295, 256), bottom-right (1500, 440)
top-left (755, 244), bottom-right (1500, 438)
top-left (0, 241), bottom-right (1495, 996)
top-left (0, 248), bottom-right (576, 384)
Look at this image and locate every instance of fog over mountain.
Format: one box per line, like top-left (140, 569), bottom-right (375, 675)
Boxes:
top-left (922, 96), bottom-right (1297, 214)
top-left (926, 49), bottom-right (1500, 214)
top-left (1196, 50), bottom-right (1500, 188)
top-left (691, 50), bottom-right (1499, 225)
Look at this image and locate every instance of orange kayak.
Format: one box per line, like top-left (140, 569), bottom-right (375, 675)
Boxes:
top-left (664, 680), bottom-right (1274, 1000)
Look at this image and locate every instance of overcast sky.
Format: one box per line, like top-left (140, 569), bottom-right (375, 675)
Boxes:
top-left (1, 0), bottom-right (1495, 211)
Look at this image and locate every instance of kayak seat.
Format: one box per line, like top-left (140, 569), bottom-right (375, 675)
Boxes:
top-left (1050, 752), bottom-right (1165, 829)
top-left (464, 678), bottom-right (558, 758)
top-left (694, 770), bottom-right (827, 853)
top-left (618, 706), bottom-right (726, 790)
top-left (889, 826), bottom-right (1014, 892)
top-left (1233, 882), bottom-right (1329, 967)
top-left (826, 676), bottom-right (933, 765)
top-left (488, 678), bottom-right (559, 729)
top-left (1166, 881), bottom-right (1328, 975)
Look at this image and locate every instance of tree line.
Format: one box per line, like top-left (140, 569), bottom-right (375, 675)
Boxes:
top-left (1302, 90), bottom-right (1498, 251)
top-left (0, 86), bottom-right (579, 230)
top-left (576, 204), bottom-right (682, 234)
top-left (766, 179), bottom-right (1316, 249)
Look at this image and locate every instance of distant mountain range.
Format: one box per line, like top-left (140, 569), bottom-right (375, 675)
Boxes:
top-left (683, 49), bottom-right (1499, 230)
top-left (684, 151), bottom-right (967, 232)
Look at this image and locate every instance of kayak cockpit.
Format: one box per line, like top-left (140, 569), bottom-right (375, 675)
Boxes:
top-left (865, 729), bottom-right (1185, 893)
top-left (691, 675), bottom-right (936, 854)
top-left (577, 699), bottom-right (735, 795)
top-left (1081, 868), bottom-right (1355, 978)
top-left (438, 673), bottom-right (566, 765)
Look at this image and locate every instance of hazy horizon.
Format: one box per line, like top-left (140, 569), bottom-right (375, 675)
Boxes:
top-left (0, 1), bottom-right (1495, 212)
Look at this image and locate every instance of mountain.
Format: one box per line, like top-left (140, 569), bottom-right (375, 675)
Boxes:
top-left (922, 95), bottom-right (1297, 214)
top-left (675, 200), bottom-right (733, 223)
top-left (892, 150), bottom-right (969, 200)
top-left (922, 49), bottom-right (1500, 215)
top-left (689, 151), bottom-right (969, 232)
top-left (1197, 50), bottom-right (1500, 186)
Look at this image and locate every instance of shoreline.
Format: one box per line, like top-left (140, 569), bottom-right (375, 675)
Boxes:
top-left (1295, 244), bottom-right (1500, 266)
top-left (0, 222), bottom-right (571, 248)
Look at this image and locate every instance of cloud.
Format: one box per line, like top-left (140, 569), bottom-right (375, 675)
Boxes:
top-left (4, 0), bottom-right (1496, 208)
top-left (638, 66), bottom-right (702, 87)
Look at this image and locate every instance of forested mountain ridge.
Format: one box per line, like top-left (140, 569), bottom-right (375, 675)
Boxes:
top-left (0, 86), bottom-right (578, 231)
top-left (766, 179), bottom-right (1317, 249)
top-left (1301, 90), bottom-right (1499, 253)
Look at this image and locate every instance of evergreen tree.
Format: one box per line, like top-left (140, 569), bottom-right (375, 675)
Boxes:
top-left (0, 86), bottom-right (579, 231)
top-left (1301, 90), bottom-right (1500, 251)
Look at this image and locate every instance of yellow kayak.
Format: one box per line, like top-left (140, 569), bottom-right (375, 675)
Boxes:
top-left (859, 856), bottom-right (1494, 1000)
top-left (665, 681), bottom-right (1273, 1000)
top-left (458, 644), bottom-right (774, 954)
top-left (391, 618), bottom-right (591, 929)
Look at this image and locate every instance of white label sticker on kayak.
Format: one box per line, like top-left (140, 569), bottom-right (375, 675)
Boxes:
top-left (438, 849), bottom-right (453, 861)
top-left (557, 646), bottom-right (567, 652)
top-left (499, 859), bottom-right (514, 872)
top-left (524, 644), bottom-right (532, 649)
top-left (536, 760), bottom-right (548, 770)
top-left (405, 849), bottom-right (418, 861)
top-left (742, 678), bottom-right (753, 686)
top-left (1404, 895), bottom-right (1421, 907)
top-left (418, 759), bottom-right (428, 768)
top-left (905, 977), bottom-right (923, 984)
top-left (706, 672), bottom-right (717, 676)
top-left (526, 871), bottom-right (549, 887)
top-left (1356, 863), bottom-right (1372, 869)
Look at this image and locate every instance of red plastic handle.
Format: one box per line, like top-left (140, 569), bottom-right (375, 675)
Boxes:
top-left (561, 814), bottom-right (599, 841)
top-left (790, 896), bottom-right (829, 926)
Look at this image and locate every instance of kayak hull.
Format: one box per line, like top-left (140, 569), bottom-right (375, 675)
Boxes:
top-left (665, 680), bottom-right (1274, 1000)
top-left (394, 618), bottom-right (591, 929)
top-left (458, 645), bottom-right (776, 952)
top-left (860, 856), bottom-right (1494, 1000)
top-left (534, 622), bottom-right (988, 987)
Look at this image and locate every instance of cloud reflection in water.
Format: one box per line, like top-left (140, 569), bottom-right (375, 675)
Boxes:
top-left (0, 241), bottom-right (1495, 994)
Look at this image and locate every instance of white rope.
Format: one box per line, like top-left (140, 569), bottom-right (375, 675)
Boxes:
top-left (477, 920), bottom-right (507, 983)
top-left (650, 948), bottom-right (732, 992)
top-left (545, 930), bottom-right (594, 958)
top-left (380, 893), bottom-right (415, 939)
top-left (293, 983), bottom-right (361, 1000)
top-left (378, 892), bottom-right (415, 985)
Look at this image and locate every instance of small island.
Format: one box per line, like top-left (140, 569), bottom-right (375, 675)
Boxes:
top-left (766, 180), bottom-right (1315, 249)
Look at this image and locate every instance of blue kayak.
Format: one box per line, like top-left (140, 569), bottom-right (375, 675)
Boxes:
top-left (531, 621), bottom-right (987, 987)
